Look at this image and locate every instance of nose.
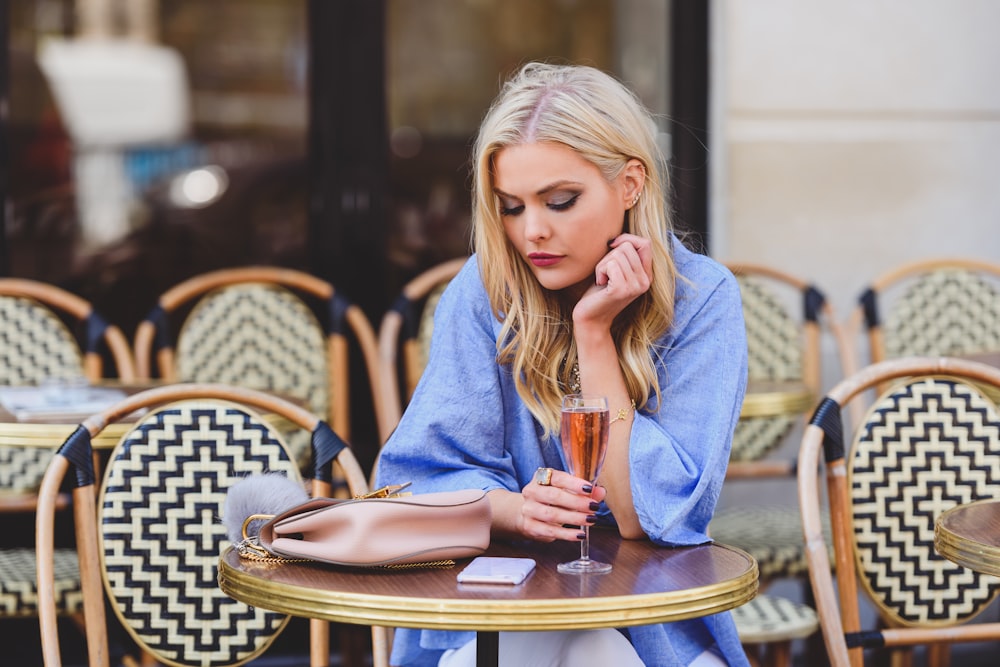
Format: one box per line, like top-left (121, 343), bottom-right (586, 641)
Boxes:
top-left (524, 206), bottom-right (551, 243)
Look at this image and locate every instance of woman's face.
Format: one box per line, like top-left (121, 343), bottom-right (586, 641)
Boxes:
top-left (493, 141), bottom-right (633, 297)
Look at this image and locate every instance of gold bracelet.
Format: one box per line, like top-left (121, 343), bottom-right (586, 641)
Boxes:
top-left (609, 399), bottom-right (637, 425)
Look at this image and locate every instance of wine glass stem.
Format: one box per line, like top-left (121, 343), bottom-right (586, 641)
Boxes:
top-left (579, 525), bottom-right (591, 562)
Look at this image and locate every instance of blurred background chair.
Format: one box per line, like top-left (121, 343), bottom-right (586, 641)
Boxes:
top-left (133, 266), bottom-right (382, 477)
top-left (0, 277), bottom-right (134, 632)
top-left (799, 356), bottom-right (1000, 667)
top-left (375, 256), bottom-right (466, 445)
top-left (35, 383), bottom-right (389, 667)
top-left (709, 262), bottom-right (851, 666)
top-left (845, 257), bottom-right (1000, 387)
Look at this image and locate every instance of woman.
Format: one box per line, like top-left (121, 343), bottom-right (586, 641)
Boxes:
top-left (375, 62), bottom-right (749, 667)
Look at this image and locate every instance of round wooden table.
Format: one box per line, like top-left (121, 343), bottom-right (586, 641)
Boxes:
top-left (935, 498), bottom-right (1000, 577)
top-left (219, 529), bottom-right (758, 667)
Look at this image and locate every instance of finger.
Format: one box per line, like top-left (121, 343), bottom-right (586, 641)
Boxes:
top-left (611, 235), bottom-right (653, 271)
top-left (524, 480), bottom-right (596, 509)
top-left (608, 233), bottom-right (648, 252)
top-left (601, 242), bottom-right (643, 279)
top-left (613, 241), bottom-right (644, 280)
top-left (522, 518), bottom-right (590, 543)
top-left (522, 509), bottom-right (598, 542)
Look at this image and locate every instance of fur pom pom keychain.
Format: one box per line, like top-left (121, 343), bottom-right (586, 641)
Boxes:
top-left (222, 473), bottom-right (310, 560)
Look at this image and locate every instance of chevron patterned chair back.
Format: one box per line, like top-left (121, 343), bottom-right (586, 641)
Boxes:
top-left (35, 383), bottom-right (389, 667)
top-left (846, 257), bottom-right (1000, 371)
top-left (375, 257), bottom-right (467, 445)
top-left (799, 356), bottom-right (1000, 667)
top-left (133, 267), bottom-right (382, 473)
top-left (0, 278), bottom-right (135, 622)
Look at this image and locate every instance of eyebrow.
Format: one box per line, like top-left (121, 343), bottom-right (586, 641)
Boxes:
top-left (494, 180), bottom-right (584, 199)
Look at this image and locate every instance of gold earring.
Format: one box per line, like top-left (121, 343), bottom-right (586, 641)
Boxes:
top-left (630, 191), bottom-right (641, 208)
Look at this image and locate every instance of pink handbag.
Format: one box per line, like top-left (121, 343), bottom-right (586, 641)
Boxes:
top-left (248, 488), bottom-right (493, 567)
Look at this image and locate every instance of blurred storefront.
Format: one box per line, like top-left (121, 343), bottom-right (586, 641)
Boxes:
top-left (2, 0), bottom-right (696, 453)
top-left (3, 0), bottom-right (690, 324)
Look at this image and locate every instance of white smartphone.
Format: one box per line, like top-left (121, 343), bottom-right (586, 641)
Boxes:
top-left (456, 556), bottom-right (537, 585)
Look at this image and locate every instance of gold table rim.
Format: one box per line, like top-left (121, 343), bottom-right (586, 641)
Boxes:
top-left (218, 543), bottom-right (759, 631)
top-left (740, 383), bottom-right (814, 419)
top-left (935, 498), bottom-right (1000, 579)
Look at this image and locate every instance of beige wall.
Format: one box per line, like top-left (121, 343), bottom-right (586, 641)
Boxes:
top-left (710, 0), bottom-right (1000, 386)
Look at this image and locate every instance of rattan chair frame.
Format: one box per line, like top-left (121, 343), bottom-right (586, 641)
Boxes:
top-left (798, 356), bottom-right (1000, 667)
top-left (375, 257), bottom-right (467, 444)
top-left (35, 382), bottom-right (389, 667)
top-left (133, 266), bottom-right (381, 442)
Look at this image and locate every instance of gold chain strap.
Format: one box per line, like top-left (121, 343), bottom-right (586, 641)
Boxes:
top-left (235, 537), bottom-right (454, 569)
top-left (235, 536), bottom-right (309, 564)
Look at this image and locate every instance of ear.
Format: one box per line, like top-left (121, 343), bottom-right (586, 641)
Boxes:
top-left (622, 159), bottom-right (646, 208)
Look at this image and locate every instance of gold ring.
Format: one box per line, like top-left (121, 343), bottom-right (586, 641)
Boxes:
top-left (534, 467), bottom-right (554, 486)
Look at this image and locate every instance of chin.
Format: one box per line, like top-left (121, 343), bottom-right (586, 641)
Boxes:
top-left (539, 275), bottom-right (591, 297)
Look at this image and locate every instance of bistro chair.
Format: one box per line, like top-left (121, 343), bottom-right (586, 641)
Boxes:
top-left (0, 278), bottom-right (135, 625)
top-left (375, 256), bottom-right (467, 444)
top-left (709, 263), bottom-right (852, 665)
top-left (798, 356), bottom-right (1000, 667)
top-left (133, 266), bottom-right (382, 473)
top-left (35, 383), bottom-right (390, 667)
top-left (845, 257), bottom-right (1000, 384)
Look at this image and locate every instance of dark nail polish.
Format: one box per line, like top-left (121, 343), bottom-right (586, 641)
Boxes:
top-left (576, 532), bottom-right (588, 540)
top-left (589, 501), bottom-right (601, 511)
top-left (586, 514), bottom-right (598, 524)
top-left (582, 484), bottom-right (593, 493)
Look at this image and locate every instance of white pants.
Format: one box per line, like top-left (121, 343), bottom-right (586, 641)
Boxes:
top-left (438, 630), bottom-right (726, 667)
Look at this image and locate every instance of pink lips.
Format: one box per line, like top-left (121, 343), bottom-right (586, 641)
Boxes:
top-left (528, 253), bottom-right (563, 267)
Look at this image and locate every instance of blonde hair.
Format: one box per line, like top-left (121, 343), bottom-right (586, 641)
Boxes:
top-left (471, 62), bottom-right (678, 435)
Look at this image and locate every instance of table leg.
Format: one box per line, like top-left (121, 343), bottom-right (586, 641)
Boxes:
top-left (476, 631), bottom-right (499, 667)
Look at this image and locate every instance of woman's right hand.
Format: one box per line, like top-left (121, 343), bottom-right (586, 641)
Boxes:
top-left (516, 470), bottom-right (607, 543)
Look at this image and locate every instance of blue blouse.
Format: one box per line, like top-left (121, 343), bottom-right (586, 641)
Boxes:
top-left (375, 237), bottom-right (750, 667)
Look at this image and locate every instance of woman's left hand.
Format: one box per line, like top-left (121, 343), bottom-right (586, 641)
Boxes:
top-left (574, 233), bottom-right (653, 326)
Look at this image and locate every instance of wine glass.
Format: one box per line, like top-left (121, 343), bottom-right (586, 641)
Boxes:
top-left (557, 393), bottom-right (612, 574)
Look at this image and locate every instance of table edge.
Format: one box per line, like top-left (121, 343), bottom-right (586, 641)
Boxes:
top-left (218, 543), bottom-right (759, 631)
top-left (935, 500), bottom-right (1000, 579)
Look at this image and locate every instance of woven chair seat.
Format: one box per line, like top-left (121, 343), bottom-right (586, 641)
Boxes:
top-left (732, 593), bottom-right (819, 643)
top-left (711, 505), bottom-right (832, 580)
top-left (0, 547), bottom-right (83, 617)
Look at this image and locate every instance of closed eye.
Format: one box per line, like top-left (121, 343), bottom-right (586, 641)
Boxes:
top-left (548, 193), bottom-right (580, 211)
top-left (500, 204), bottom-right (524, 216)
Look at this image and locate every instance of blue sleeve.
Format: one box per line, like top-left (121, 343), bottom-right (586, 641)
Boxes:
top-left (374, 257), bottom-right (559, 495)
top-left (630, 249), bottom-right (748, 546)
